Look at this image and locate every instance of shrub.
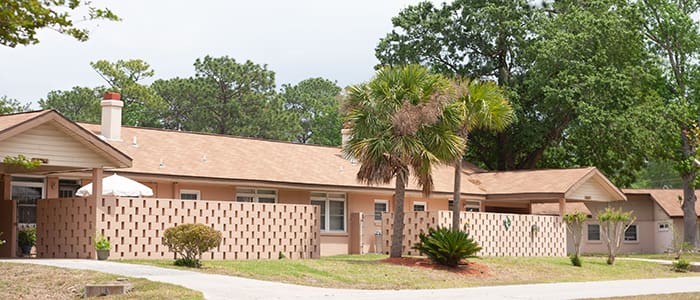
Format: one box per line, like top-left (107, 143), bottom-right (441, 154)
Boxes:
top-left (162, 223), bottom-right (222, 268)
top-left (563, 212), bottom-right (587, 267)
top-left (94, 234), bottom-right (111, 250)
top-left (570, 255), bottom-right (582, 267)
top-left (673, 259), bottom-right (691, 272)
top-left (18, 227), bottom-right (36, 247)
top-left (412, 227), bottom-right (481, 267)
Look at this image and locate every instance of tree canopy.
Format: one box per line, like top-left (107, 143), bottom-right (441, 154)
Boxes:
top-left (376, 0), bottom-right (671, 186)
top-left (0, 0), bottom-right (119, 47)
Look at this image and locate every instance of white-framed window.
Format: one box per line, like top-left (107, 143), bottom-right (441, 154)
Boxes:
top-left (374, 200), bottom-right (388, 222)
top-left (587, 224), bottom-right (600, 241)
top-left (658, 223), bottom-right (670, 232)
top-left (413, 201), bottom-right (427, 212)
top-left (311, 192), bottom-right (346, 232)
top-left (624, 224), bottom-right (638, 242)
top-left (448, 199), bottom-right (481, 212)
top-left (180, 189), bottom-right (200, 200)
top-left (236, 187), bottom-right (276, 203)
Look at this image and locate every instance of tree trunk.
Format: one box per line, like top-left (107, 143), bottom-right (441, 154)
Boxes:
top-left (607, 254), bottom-right (615, 265)
top-left (681, 129), bottom-right (698, 246)
top-left (452, 160), bottom-right (462, 231)
top-left (390, 175), bottom-right (406, 258)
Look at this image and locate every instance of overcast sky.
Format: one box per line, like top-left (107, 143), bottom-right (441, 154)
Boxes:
top-left (0, 0), bottom-right (433, 107)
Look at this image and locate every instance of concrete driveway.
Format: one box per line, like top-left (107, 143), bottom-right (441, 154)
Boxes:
top-left (3, 259), bottom-right (700, 300)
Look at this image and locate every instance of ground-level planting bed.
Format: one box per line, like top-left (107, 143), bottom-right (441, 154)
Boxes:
top-left (121, 254), bottom-right (700, 290)
top-left (0, 262), bottom-right (203, 299)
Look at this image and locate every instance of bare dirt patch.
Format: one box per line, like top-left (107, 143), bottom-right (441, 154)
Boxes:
top-left (381, 257), bottom-right (491, 276)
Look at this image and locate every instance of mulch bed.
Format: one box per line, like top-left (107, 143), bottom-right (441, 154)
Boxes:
top-left (381, 257), bottom-right (491, 276)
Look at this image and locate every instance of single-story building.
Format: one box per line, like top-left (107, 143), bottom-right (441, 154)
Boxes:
top-left (533, 189), bottom-right (700, 255)
top-left (0, 93), bottom-right (644, 259)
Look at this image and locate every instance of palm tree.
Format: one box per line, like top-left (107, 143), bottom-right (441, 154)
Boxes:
top-left (344, 65), bottom-right (465, 258)
top-left (451, 79), bottom-right (513, 230)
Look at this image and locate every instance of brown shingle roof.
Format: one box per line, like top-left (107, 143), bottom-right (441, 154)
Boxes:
top-left (78, 123), bottom-right (486, 195)
top-left (469, 167), bottom-right (598, 195)
top-left (623, 189), bottom-right (700, 218)
top-left (0, 110), bottom-right (49, 132)
top-left (531, 202), bottom-right (591, 216)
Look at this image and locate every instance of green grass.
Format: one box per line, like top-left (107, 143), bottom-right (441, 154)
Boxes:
top-left (120, 254), bottom-right (700, 290)
top-left (0, 262), bottom-right (203, 299)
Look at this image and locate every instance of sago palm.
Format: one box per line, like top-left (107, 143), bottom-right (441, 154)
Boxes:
top-left (451, 79), bottom-right (513, 230)
top-left (344, 65), bottom-right (465, 258)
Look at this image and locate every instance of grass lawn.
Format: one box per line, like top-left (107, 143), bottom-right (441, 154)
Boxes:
top-left (121, 254), bottom-right (699, 290)
top-left (0, 262), bottom-right (203, 299)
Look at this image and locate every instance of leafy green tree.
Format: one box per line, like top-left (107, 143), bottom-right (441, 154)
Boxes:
top-left (0, 96), bottom-right (31, 114)
top-left (191, 55), bottom-right (284, 138)
top-left (151, 77), bottom-right (205, 131)
top-left (38, 86), bottom-right (101, 123)
top-left (630, 160), bottom-right (682, 189)
top-left (91, 59), bottom-right (165, 127)
top-left (344, 65), bottom-right (464, 258)
top-left (280, 78), bottom-right (343, 145)
top-left (563, 212), bottom-right (588, 267)
top-left (639, 0), bottom-right (700, 246)
top-left (450, 79), bottom-right (512, 230)
top-left (597, 207), bottom-right (636, 265)
top-left (376, 0), bottom-right (669, 187)
top-left (0, 0), bottom-right (119, 47)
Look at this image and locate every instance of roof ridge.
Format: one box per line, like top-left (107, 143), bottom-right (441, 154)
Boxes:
top-left (78, 122), bottom-right (344, 150)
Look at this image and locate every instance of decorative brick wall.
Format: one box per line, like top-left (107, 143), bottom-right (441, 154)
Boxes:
top-left (37, 197), bottom-right (320, 260)
top-left (36, 197), bottom-right (96, 258)
top-left (381, 211), bottom-right (566, 257)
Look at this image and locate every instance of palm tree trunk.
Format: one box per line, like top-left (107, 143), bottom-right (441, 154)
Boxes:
top-left (390, 175), bottom-right (406, 258)
top-left (452, 160), bottom-right (462, 231)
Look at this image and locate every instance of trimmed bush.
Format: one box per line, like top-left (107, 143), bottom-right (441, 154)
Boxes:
top-left (412, 227), bottom-right (481, 267)
top-left (570, 255), bottom-right (582, 267)
top-left (162, 224), bottom-right (222, 268)
top-left (18, 227), bottom-right (36, 247)
top-left (673, 259), bottom-right (691, 272)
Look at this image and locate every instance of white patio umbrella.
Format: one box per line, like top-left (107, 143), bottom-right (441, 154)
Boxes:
top-left (76, 173), bottom-right (153, 197)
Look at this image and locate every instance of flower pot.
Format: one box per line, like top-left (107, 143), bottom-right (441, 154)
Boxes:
top-left (96, 249), bottom-right (110, 260)
top-left (20, 245), bottom-right (32, 256)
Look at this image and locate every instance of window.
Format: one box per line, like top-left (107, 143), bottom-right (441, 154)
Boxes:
top-left (12, 177), bottom-right (44, 225)
top-left (625, 224), bottom-right (638, 242)
top-left (587, 224), bottom-right (600, 241)
top-left (180, 189), bottom-right (200, 200)
top-left (658, 223), bottom-right (670, 232)
top-left (236, 188), bottom-right (276, 203)
top-left (448, 199), bottom-right (481, 212)
top-left (466, 201), bottom-right (481, 212)
top-left (374, 200), bottom-right (388, 222)
top-left (413, 201), bottom-right (426, 212)
top-left (311, 192), bottom-right (346, 232)
top-left (58, 179), bottom-right (80, 198)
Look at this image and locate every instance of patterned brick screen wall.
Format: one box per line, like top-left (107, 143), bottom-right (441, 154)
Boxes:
top-left (381, 211), bottom-right (566, 257)
top-left (37, 197), bottom-right (320, 260)
top-left (37, 198), bottom-right (96, 258)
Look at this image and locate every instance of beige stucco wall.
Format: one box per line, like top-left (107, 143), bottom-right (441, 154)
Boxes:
top-left (578, 196), bottom-right (659, 254)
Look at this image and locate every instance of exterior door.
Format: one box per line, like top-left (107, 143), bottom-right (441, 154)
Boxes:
top-left (12, 177), bottom-right (44, 230)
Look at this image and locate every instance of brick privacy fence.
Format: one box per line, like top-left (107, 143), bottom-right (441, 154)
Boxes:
top-left (37, 197), bottom-right (321, 260)
top-left (381, 211), bottom-right (566, 257)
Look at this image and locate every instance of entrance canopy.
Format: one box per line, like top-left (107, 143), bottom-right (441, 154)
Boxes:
top-left (76, 174), bottom-right (153, 197)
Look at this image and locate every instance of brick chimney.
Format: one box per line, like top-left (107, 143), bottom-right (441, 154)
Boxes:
top-left (101, 92), bottom-right (123, 141)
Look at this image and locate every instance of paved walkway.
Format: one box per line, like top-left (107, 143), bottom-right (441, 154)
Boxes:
top-left (3, 259), bottom-right (700, 300)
